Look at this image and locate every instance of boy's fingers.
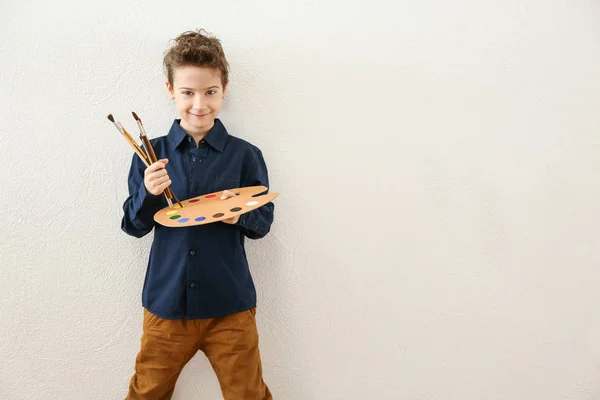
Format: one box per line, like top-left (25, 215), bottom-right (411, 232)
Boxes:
top-left (220, 189), bottom-right (237, 200)
top-left (153, 175), bottom-right (171, 186)
top-left (146, 168), bottom-right (168, 182)
top-left (146, 160), bottom-right (168, 174)
top-left (150, 169), bottom-right (168, 179)
top-left (157, 180), bottom-right (172, 192)
top-left (221, 215), bottom-right (240, 225)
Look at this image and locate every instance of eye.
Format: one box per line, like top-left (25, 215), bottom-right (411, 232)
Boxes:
top-left (207, 90), bottom-right (217, 95)
top-left (181, 91), bottom-right (193, 96)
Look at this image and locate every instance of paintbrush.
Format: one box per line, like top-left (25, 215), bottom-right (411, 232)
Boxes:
top-left (132, 112), bottom-right (183, 208)
top-left (107, 114), bottom-right (177, 208)
top-left (107, 114), bottom-right (150, 167)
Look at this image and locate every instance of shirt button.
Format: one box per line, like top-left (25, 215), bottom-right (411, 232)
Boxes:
top-left (188, 137), bottom-right (192, 142)
top-left (189, 282), bottom-right (196, 288)
top-left (192, 157), bottom-right (196, 162)
top-left (189, 250), bottom-right (196, 256)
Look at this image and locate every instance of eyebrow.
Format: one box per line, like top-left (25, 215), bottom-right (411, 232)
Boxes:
top-left (179, 86), bottom-right (220, 90)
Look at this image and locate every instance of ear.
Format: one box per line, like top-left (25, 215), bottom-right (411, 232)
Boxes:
top-left (222, 81), bottom-right (229, 99)
top-left (166, 80), bottom-right (175, 100)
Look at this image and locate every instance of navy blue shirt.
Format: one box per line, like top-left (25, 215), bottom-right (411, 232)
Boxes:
top-left (121, 119), bottom-right (274, 319)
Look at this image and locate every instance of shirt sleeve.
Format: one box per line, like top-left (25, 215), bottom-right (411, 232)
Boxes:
top-left (236, 148), bottom-right (275, 239)
top-left (121, 153), bottom-right (164, 238)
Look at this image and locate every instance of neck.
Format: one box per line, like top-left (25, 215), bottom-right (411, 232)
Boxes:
top-left (180, 120), bottom-right (214, 147)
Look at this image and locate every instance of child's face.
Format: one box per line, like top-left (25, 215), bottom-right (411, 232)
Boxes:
top-left (166, 65), bottom-right (228, 137)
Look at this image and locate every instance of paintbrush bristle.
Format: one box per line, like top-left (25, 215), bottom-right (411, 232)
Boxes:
top-left (107, 114), bottom-right (115, 122)
top-left (132, 111), bottom-right (141, 122)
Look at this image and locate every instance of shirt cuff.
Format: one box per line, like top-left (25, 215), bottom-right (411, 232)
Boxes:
top-left (236, 212), bottom-right (253, 230)
top-left (134, 182), bottom-right (162, 214)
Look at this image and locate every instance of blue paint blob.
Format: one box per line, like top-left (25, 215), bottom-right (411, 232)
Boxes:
top-left (178, 218), bottom-right (189, 223)
top-left (195, 216), bottom-right (206, 222)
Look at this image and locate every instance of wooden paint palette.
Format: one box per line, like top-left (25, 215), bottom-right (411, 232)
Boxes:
top-left (154, 186), bottom-right (279, 227)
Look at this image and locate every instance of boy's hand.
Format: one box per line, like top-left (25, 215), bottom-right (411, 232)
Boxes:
top-left (144, 159), bottom-right (171, 196)
top-left (220, 189), bottom-right (240, 224)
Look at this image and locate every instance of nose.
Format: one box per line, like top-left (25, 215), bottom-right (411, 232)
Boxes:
top-left (193, 94), bottom-right (204, 110)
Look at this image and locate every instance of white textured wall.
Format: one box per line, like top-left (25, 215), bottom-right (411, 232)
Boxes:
top-left (2, 1), bottom-right (600, 399)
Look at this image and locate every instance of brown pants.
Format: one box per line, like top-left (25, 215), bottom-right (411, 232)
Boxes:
top-left (126, 308), bottom-right (272, 400)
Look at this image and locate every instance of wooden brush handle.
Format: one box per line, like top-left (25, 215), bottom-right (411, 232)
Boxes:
top-left (139, 134), bottom-right (174, 203)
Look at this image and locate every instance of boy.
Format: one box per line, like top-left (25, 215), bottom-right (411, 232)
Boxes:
top-left (121, 29), bottom-right (274, 400)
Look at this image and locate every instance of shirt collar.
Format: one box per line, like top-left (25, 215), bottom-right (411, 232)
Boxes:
top-left (167, 118), bottom-right (229, 152)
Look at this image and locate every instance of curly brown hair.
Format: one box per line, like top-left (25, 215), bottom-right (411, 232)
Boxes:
top-left (163, 29), bottom-right (229, 87)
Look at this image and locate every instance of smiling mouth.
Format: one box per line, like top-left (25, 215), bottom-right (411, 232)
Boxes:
top-left (190, 112), bottom-right (209, 117)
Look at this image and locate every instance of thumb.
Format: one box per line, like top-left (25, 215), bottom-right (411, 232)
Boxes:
top-left (220, 189), bottom-right (237, 200)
